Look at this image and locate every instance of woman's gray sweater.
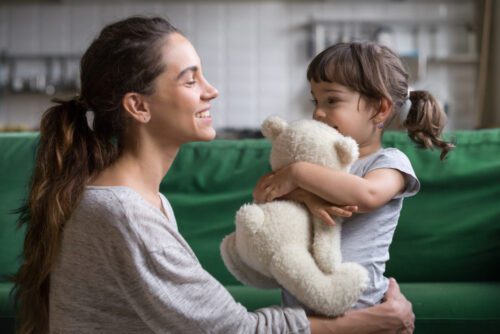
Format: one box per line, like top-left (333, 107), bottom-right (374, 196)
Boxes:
top-left (49, 186), bottom-right (309, 334)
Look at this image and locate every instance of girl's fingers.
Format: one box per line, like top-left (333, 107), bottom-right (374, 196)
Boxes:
top-left (317, 210), bottom-right (336, 226)
top-left (326, 206), bottom-right (352, 217)
top-left (342, 205), bottom-right (358, 213)
top-left (253, 173), bottom-right (275, 203)
top-left (267, 188), bottom-right (279, 202)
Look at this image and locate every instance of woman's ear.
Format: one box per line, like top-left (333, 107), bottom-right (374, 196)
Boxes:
top-left (122, 93), bottom-right (151, 123)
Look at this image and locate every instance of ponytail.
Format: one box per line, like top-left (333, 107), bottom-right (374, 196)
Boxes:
top-left (12, 97), bottom-right (117, 334)
top-left (403, 90), bottom-right (454, 160)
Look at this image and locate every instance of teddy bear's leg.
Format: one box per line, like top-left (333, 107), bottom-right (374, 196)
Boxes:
top-left (270, 246), bottom-right (368, 317)
top-left (220, 233), bottom-right (280, 289)
top-left (312, 218), bottom-right (342, 274)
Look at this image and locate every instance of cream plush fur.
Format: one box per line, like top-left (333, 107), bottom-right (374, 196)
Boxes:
top-left (220, 116), bottom-right (368, 317)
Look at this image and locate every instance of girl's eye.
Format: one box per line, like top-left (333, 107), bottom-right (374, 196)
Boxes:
top-left (327, 97), bottom-right (339, 104)
top-left (310, 99), bottom-right (318, 106)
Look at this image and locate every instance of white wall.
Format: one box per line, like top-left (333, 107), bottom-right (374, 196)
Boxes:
top-left (0, 0), bottom-right (477, 130)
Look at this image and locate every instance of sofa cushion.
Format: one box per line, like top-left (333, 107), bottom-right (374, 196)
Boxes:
top-left (2, 281), bottom-right (499, 333)
top-left (226, 282), bottom-right (500, 334)
top-left (0, 283), bottom-right (14, 317)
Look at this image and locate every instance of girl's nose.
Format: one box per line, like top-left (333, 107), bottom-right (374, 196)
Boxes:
top-left (313, 109), bottom-right (326, 120)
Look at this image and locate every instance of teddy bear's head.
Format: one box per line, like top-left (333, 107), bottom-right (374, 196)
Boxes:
top-left (261, 116), bottom-right (359, 171)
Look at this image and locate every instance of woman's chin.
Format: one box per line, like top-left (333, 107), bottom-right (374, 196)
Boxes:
top-left (195, 127), bottom-right (216, 142)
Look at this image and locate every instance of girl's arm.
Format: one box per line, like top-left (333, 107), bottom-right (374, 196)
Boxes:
top-left (254, 161), bottom-right (406, 212)
top-left (279, 188), bottom-right (358, 226)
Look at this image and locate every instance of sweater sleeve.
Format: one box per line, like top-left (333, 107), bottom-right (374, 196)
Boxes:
top-left (101, 191), bottom-right (310, 334)
top-left (108, 240), bottom-right (310, 334)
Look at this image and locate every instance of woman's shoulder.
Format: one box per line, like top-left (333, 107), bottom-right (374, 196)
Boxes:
top-left (79, 186), bottom-right (131, 218)
top-left (72, 186), bottom-right (179, 251)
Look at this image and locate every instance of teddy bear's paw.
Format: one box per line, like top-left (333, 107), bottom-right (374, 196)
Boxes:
top-left (236, 204), bottom-right (265, 234)
top-left (336, 262), bottom-right (369, 291)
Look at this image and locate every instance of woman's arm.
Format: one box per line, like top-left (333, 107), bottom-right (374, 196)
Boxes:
top-left (254, 162), bottom-right (405, 212)
top-left (309, 278), bottom-right (415, 334)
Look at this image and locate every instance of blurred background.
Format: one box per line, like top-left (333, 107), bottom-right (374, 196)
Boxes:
top-left (0, 0), bottom-right (498, 136)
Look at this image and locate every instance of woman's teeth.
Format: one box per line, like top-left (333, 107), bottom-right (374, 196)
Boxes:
top-left (195, 110), bottom-right (211, 118)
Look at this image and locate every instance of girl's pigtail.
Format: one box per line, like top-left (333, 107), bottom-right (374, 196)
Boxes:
top-left (403, 90), bottom-right (454, 160)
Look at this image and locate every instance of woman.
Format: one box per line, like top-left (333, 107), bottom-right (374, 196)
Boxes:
top-left (13, 16), bottom-right (414, 333)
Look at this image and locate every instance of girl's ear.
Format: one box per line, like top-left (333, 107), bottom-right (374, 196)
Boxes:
top-left (122, 92), bottom-right (151, 123)
top-left (373, 98), bottom-right (393, 124)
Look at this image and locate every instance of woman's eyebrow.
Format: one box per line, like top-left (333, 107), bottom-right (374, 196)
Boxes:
top-left (176, 66), bottom-right (198, 80)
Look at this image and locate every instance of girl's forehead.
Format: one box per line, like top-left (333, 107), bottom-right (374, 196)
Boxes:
top-left (310, 81), bottom-right (354, 94)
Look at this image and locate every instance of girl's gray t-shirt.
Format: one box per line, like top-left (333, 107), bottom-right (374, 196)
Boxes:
top-left (49, 186), bottom-right (309, 334)
top-left (342, 147), bottom-right (420, 309)
top-left (282, 147), bottom-right (419, 312)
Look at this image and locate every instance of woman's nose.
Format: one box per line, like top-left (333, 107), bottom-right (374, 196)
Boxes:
top-left (202, 80), bottom-right (219, 100)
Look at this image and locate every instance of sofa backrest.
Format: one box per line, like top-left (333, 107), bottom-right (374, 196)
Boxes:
top-left (0, 133), bottom-right (37, 283)
top-left (1, 130), bottom-right (499, 285)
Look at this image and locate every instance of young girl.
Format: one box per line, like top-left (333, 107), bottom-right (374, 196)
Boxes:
top-left (254, 41), bottom-right (454, 311)
top-left (12, 18), bottom-right (415, 333)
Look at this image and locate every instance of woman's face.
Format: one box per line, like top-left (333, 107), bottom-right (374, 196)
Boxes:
top-left (144, 33), bottom-right (218, 145)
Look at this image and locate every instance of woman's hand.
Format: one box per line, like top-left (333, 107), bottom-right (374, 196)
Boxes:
top-left (253, 165), bottom-right (298, 203)
top-left (309, 278), bottom-right (414, 334)
top-left (380, 277), bottom-right (415, 334)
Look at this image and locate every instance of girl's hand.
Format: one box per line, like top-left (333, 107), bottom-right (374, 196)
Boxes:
top-left (276, 188), bottom-right (357, 226)
top-left (253, 165), bottom-right (297, 203)
top-left (302, 192), bottom-right (357, 226)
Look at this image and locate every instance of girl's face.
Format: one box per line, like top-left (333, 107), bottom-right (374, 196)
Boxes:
top-left (310, 80), bottom-right (380, 150)
top-left (144, 33), bottom-right (218, 146)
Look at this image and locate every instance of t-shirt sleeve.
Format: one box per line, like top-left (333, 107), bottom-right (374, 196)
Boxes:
top-left (105, 213), bottom-right (310, 333)
top-left (364, 148), bottom-right (420, 199)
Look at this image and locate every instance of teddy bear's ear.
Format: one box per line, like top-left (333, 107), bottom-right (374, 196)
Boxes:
top-left (334, 136), bottom-right (360, 167)
top-left (261, 116), bottom-right (288, 140)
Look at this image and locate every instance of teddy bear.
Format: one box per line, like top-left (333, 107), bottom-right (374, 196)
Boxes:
top-left (220, 116), bottom-right (368, 317)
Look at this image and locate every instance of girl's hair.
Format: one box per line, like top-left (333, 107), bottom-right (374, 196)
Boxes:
top-left (307, 41), bottom-right (454, 160)
top-left (12, 16), bottom-right (179, 334)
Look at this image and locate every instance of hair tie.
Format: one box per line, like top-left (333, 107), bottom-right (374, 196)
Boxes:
top-left (73, 95), bottom-right (95, 131)
top-left (399, 91), bottom-right (412, 124)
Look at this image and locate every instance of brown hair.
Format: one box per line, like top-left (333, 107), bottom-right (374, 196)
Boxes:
top-left (12, 16), bottom-right (179, 333)
top-left (307, 41), bottom-right (454, 160)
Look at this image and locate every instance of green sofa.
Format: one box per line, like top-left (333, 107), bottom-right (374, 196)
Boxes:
top-left (1, 129), bottom-right (499, 333)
